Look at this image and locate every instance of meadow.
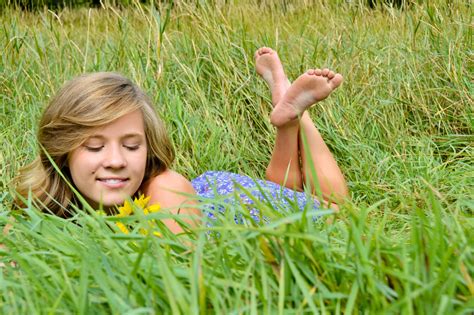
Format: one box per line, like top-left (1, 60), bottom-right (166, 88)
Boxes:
top-left (0, 0), bottom-right (473, 313)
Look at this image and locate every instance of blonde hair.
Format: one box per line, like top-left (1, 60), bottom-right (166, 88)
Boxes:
top-left (14, 72), bottom-right (175, 216)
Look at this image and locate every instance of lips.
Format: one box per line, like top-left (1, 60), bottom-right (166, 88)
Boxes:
top-left (97, 177), bottom-right (129, 188)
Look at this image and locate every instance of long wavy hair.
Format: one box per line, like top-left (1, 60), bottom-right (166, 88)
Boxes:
top-left (14, 72), bottom-right (175, 217)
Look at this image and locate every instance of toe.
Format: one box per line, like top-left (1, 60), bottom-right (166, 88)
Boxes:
top-left (307, 69), bottom-right (315, 75)
top-left (328, 71), bottom-right (335, 79)
top-left (261, 47), bottom-right (272, 55)
top-left (322, 68), bottom-right (329, 76)
top-left (255, 47), bottom-right (270, 60)
top-left (314, 68), bottom-right (322, 75)
top-left (330, 74), bottom-right (343, 88)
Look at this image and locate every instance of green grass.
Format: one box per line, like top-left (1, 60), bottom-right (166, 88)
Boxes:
top-left (1, 0), bottom-right (473, 313)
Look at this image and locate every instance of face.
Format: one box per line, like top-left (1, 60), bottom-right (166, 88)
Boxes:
top-left (68, 110), bottom-right (147, 209)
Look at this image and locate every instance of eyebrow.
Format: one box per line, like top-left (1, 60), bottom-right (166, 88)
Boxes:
top-left (86, 133), bottom-right (145, 140)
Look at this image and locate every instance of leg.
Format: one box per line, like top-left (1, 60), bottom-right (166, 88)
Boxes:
top-left (255, 47), bottom-right (303, 190)
top-left (271, 68), bottom-right (348, 203)
top-left (255, 48), bottom-right (348, 203)
top-left (297, 71), bottom-right (348, 203)
top-left (299, 108), bottom-right (349, 204)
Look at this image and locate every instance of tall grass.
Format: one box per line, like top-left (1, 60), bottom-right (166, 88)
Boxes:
top-left (1, 0), bottom-right (473, 313)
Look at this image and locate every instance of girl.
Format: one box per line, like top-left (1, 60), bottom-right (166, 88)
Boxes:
top-left (14, 48), bottom-right (348, 233)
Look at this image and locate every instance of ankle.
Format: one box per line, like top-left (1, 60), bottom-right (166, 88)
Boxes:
top-left (271, 114), bottom-right (300, 129)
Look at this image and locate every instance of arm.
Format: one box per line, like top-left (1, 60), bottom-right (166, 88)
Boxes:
top-left (142, 169), bottom-right (201, 234)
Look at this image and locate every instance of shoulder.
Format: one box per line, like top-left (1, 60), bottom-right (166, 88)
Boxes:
top-left (143, 169), bottom-right (196, 196)
top-left (142, 170), bottom-right (200, 234)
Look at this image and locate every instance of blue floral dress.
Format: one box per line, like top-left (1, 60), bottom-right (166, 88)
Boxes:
top-left (191, 171), bottom-right (321, 223)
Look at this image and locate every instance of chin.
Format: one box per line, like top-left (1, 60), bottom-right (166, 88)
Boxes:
top-left (104, 197), bottom-right (128, 207)
top-left (88, 194), bottom-right (129, 210)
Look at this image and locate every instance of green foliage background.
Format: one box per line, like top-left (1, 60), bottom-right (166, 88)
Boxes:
top-left (0, 0), bottom-right (473, 313)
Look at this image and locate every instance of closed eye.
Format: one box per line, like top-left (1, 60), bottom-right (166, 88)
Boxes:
top-left (84, 146), bottom-right (103, 152)
top-left (124, 145), bottom-right (140, 151)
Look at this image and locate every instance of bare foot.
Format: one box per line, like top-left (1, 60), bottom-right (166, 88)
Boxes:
top-left (254, 47), bottom-right (290, 107)
top-left (270, 68), bottom-right (343, 127)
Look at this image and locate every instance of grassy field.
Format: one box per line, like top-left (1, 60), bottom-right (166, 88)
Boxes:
top-left (1, 0), bottom-right (473, 313)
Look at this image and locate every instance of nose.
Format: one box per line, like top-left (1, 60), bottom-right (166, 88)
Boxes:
top-left (103, 145), bottom-right (127, 169)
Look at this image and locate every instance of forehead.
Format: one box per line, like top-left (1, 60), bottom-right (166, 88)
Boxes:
top-left (87, 110), bottom-right (145, 138)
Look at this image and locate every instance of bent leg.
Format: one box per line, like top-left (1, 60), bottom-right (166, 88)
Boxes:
top-left (273, 68), bottom-right (348, 203)
top-left (255, 47), bottom-right (303, 190)
top-left (256, 47), bottom-right (348, 203)
top-left (299, 114), bottom-right (349, 203)
top-left (266, 121), bottom-right (303, 190)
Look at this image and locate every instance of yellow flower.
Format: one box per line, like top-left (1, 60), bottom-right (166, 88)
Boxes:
top-left (116, 222), bottom-right (130, 234)
top-left (116, 200), bottom-right (133, 218)
top-left (110, 195), bottom-right (161, 236)
top-left (144, 203), bottom-right (161, 214)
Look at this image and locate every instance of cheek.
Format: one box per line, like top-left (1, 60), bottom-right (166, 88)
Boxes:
top-left (135, 150), bottom-right (148, 175)
top-left (68, 150), bottom-right (98, 177)
top-left (128, 149), bottom-right (148, 183)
